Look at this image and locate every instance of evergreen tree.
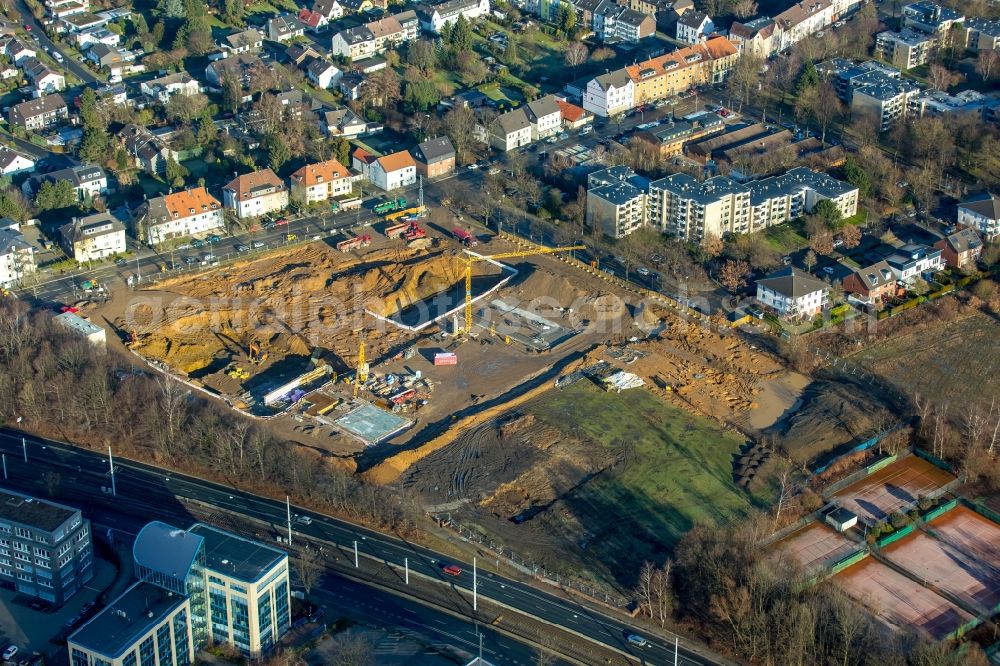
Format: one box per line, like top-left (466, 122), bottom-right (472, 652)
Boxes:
top-left (267, 135), bottom-right (290, 171)
top-left (158, 0), bottom-right (186, 19)
top-left (78, 89), bottom-right (109, 164)
top-left (439, 21), bottom-right (452, 45)
top-left (34, 180), bottom-right (76, 212)
top-left (503, 34), bottom-right (518, 65)
top-left (450, 15), bottom-right (472, 51)
top-left (165, 158), bottom-right (189, 187)
top-left (796, 61), bottom-right (819, 95)
top-left (197, 108), bottom-right (217, 145)
top-left (223, 0), bottom-right (244, 27)
top-left (332, 137), bottom-right (351, 166)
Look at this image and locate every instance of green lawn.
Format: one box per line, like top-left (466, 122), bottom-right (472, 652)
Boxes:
top-left (764, 224), bottom-right (808, 254)
top-left (525, 382), bottom-right (770, 573)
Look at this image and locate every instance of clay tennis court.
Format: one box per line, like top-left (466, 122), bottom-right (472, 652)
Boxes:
top-left (884, 505), bottom-right (1000, 611)
top-left (835, 557), bottom-right (973, 639)
top-left (830, 456), bottom-right (956, 524)
top-left (773, 522), bottom-right (858, 572)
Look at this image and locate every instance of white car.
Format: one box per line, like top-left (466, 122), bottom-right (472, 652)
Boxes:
top-left (823, 266), bottom-right (835, 275)
top-left (3, 645), bottom-right (18, 661)
top-left (636, 267), bottom-right (650, 276)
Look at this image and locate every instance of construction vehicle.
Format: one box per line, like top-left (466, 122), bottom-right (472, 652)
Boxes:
top-left (384, 221), bottom-right (426, 241)
top-left (248, 339), bottom-right (268, 365)
top-left (403, 222), bottom-right (426, 242)
top-left (452, 227), bottom-right (478, 247)
top-left (353, 336), bottom-right (369, 397)
top-left (459, 243), bottom-right (585, 334)
top-left (336, 234), bottom-right (372, 253)
top-left (373, 197), bottom-right (407, 215)
top-left (383, 206), bottom-right (425, 223)
top-left (227, 365), bottom-right (250, 380)
top-left (331, 197), bottom-right (362, 212)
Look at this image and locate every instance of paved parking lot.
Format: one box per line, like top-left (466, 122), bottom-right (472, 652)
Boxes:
top-left (0, 555), bottom-right (116, 665)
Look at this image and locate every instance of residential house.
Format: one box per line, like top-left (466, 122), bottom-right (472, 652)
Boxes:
top-left (47, 0), bottom-right (87, 19)
top-left (306, 58), bottom-right (342, 88)
top-left (676, 10), bottom-right (713, 43)
top-left (963, 18), bottom-right (1000, 53)
top-left (489, 107), bottom-right (532, 151)
top-left (22, 57), bottom-right (66, 95)
top-left (901, 1), bottom-right (963, 35)
top-left (366, 15), bottom-right (407, 52)
top-left (525, 94), bottom-right (561, 140)
top-left (339, 71), bottom-right (365, 100)
top-left (728, 17), bottom-right (776, 56)
top-left (411, 136), bottom-right (455, 178)
top-left (72, 27), bottom-right (119, 49)
top-left (312, 0), bottom-right (345, 21)
top-left (957, 192), bottom-right (999, 240)
top-left (205, 53), bottom-right (265, 88)
top-left (60, 12), bottom-right (107, 33)
top-left (557, 99), bottom-right (591, 128)
top-left (221, 28), bottom-right (263, 54)
top-left (368, 150), bottom-right (417, 191)
top-left (843, 260), bottom-right (896, 308)
top-left (51, 164), bottom-right (108, 201)
top-left (134, 187), bottom-right (225, 245)
top-left (583, 69), bottom-right (634, 117)
top-left (416, 0), bottom-right (490, 34)
top-left (298, 8), bottom-right (327, 31)
top-left (875, 29), bottom-right (936, 69)
top-left (0, 66), bottom-right (17, 80)
top-left (60, 212), bottom-right (126, 262)
top-left (342, 0), bottom-right (375, 11)
top-left (0, 147), bottom-right (35, 176)
top-left (289, 159), bottom-right (353, 205)
top-left (3, 38), bottom-right (36, 64)
top-left (586, 166), bottom-right (648, 238)
top-left (85, 43), bottom-right (129, 71)
top-left (8, 94), bottom-right (67, 130)
top-left (285, 43), bottom-right (321, 67)
top-left (0, 226), bottom-right (35, 288)
top-left (140, 72), bottom-right (200, 103)
top-left (223, 169), bottom-right (289, 219)
top-left (602, 8), bottom-right (655, 43)
top-left (884, 243), bottom-right (944, 283)
top-left (330, 25), bottom-right (376, 59)
top-left (622, 36), bottom-right (739, 109)
top-left (755, 267), bottom-right (830, 319)
top-left (120, 124), bottom-right (174, 176)
top-left (268, 14), bottom-right (306, 42)
top-left (934, 228), bottom-right (983, 269)
top-left (323, 107), bottom-right (367, 136)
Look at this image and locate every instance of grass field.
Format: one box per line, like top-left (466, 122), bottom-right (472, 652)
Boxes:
top-left (525, 382), bottom-right (772, 566)
top-left (764, 223), bottom-right (808, 254)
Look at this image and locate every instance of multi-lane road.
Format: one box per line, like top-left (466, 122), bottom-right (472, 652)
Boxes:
top-left (0, 427), bottom-right (724, 666)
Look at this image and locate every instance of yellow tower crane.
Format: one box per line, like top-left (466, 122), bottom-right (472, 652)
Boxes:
top-left (353, 336), bottom-right (369, 397)
top-left (461, 244), bottom-right (585, 334)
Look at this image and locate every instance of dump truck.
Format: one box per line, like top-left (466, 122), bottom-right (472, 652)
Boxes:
top-left (452, 227), bottom-right (478, 247)
top-left (383, 221), bottom-right (410, 239)
top-left (373, 197), bottom-right (406, 215)
top-left (336, 234), bottom-right (372, 252)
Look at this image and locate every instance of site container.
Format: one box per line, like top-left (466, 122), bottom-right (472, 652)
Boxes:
top-left (434, 352), bottom-right (457, 366)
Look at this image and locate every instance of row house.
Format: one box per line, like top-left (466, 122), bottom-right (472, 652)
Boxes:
top-left (934, 228), bottom-right (983, 269)
top-left (134, 187), bottom-right (224, 245)
top-left (773, 0), bottom-right (834, 53)
top-left (884, 243), bottom-right (944, 284)
top-left (330, 12), bottom-right (416, 59)
top-left (843, 260), bottom-right (896, 309)
top-left (525, 94), bottom-right (561, 139)
top-left (676, 10), bottom-right (714, 44)
top-left (311, 0), bottom-right (345, 21)
top-left (488, 107), bottom-right (533, 151)
top-left (223, 168), bottom-right (289, 220)
top-left (8, 94), bottom-right (68, 131)
top-left (289, 158), bottom-right (353, 205)
top-left (572, 0), bottom-right (655, 43)
top-left (583, 69), bottom-right (634, 117)
top-left (297, 8), bottom-right (328, 32)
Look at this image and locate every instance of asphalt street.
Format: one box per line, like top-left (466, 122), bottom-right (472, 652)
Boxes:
top-left (0, 428), bottom-right (718, 666)
top-left (14, 0), bottom-right (102, 85)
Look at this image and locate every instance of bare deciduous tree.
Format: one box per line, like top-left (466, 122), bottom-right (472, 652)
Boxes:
top-left (294, 546), bottom-right (324, 595)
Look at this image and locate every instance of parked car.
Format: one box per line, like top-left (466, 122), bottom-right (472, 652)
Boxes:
top-left (822, 266), bottom-right (835, 274)
top-left (183, 256), bottom-right (198, 265)
top-left (295, 515), bottom-right (313, 525)
top-left (3, 645), bottom-right (19, 661)
top-left (235, 244), bottom-right (249, 252)
top-left (261, 221), bottom-right (276, 230)
top-left (442, 564), bottom-right (462, 576)
top-left (782, 256), bottom-right (792, 266)
top-left (190, 238), bottom-right (205, 248)
top-left (115, 258), bottom-right (127, 266)
top-left (833, 238), bottom-right (844, 248)
top-left (206, 234), bottom-right (221, 243)
top-left (284, 233), bottom-right (297, 241)
top-left (274, 218), bottom-right (289, 226)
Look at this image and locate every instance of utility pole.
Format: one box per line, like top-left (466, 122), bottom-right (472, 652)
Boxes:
top-left (418, 175), bottom-right (424, 209)
top-left (22, 436), bottom-right (27, 463)
top-left (286, 495), bottom-right (292, 546)
top-left (354, 540), bottom-right (359, 568)
top-left (675, 637), bottom-right (679, 666)
top-left (107, 446), bottom-right (116, 497)
top-left (405, 557), bottom-right (409, 584)
top-left (473, 557), bottom-right (478, 612)
top-left (2, 454), bottom-right (6, 480)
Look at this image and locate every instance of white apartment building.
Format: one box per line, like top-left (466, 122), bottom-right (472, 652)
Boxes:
top-left (0, 227), bottom-right (35, 288)
top-left (60, 212), bottom-right (127, 263)
top-left (585, 166), bottom-right (648, 238)
top-left (885, 243), bottom-right (944, 283)
top-left (223, 169), bottom-right (289, 220)
top-left (488, 108), bottom-right (533, 151)
top-left (774, 0), bottom-right (834, 52)
top-left (135, 187), bottom-right (225, 245)
top-left (583, 70), bottom-right (635, 117)
top-left (368, 151), bottom-right (416, 191)
top-left (417, 0), bottom-right (490, 33)
top-left (957, 193), bottom-right (999, 240)
top-left (524, 95), bottom-right (561, 140)
top-left (756, 267), bottom-right (830, 319)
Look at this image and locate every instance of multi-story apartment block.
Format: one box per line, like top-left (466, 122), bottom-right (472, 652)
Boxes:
top-left (773, 0), bottom-right (834, 52)
top-left (224, 169), bottom-right (289, 220)
top-left (901, 1), bottom-right (963, 35)
top-left (962, 18), bottom-right (1000, 52)
top-left (290, 158), bottom-right (353, 205)
top-left (875, 29), bottom-right (936, 70)
top-left (583, 70), bottom-right (635, 117)
top-left (676, 10), bottom-right (714, 44)
top-left (729, 17), bottom-right (777, 57)
top-left (849, 72), bottom-right (921, 130)
top-left (135, 187), bottom-right (225, 245)
top-left (586, 166), bottom-right (649, 238)
top-left (0, 487), bottom-right (93, 606)
top-left (69, 521), bottom-right (289, 666)
top-left (8, 94), bottom-right (68, 131)
top-left (647, 167), bottom-right (857, 243)
top-left (0, 226), bottom-right (35, 288)
top-left (416, 0), bottom-right (490, 33)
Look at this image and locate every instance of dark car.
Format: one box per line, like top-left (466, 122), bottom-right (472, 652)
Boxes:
top-left (206, 234), bottom-right (221, 243)
top-left (190, 238), bottom-right (205, 248)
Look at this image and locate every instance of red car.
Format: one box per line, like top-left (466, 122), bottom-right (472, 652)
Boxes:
top-left (274, 218), bottom-right (289, 226)
top-left (442, 564), bottom-right (462, 577)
